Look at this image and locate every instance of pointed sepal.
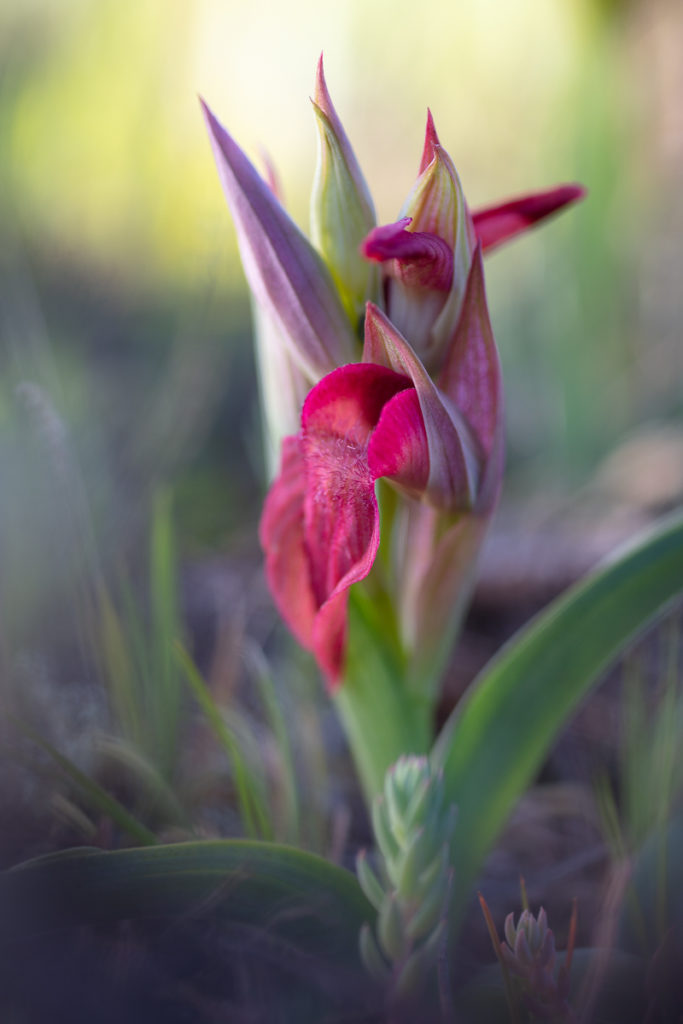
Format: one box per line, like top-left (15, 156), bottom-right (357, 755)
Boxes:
top-left (472, 183), bottom-right (586, 252)
top-left (201, 97), bottom-right (357, 382)
top-left (310, 55), bottom-right (378, 325)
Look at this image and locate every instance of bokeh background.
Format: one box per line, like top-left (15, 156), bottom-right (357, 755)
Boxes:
top-left (2, 0), bottom-right (682, 554)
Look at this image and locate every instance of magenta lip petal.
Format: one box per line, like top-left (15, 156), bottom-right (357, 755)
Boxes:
top-left (263, 363), bottom-right (425, 688)
top-left (472, 184), bottom-right (586, 252)
top-left (361, 220), bottom-right (453, 292)
top-left (259, 436), bottom-right (318, 652)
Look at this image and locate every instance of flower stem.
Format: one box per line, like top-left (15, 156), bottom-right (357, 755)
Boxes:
top-left (334, 592), bottom-right (433, 806)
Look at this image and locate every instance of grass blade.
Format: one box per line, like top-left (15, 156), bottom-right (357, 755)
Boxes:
top-left (1, 841), bottom-right (377, 1019)
top-left (15, 720), bottom-right (157, 846)
top-left (245, 642), bottom-right (301, 845)
top-left (176, 642), bottom-right (273, 840)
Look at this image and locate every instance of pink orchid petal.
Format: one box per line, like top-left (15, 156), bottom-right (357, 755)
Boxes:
top-left (261, 361), bottom-right (446, 688)
top-left (363, 303), bottom-right (477, 509)
top-left (361, 219), bottom-right (453, 292)
top-left (259, 436), bottom-right (318, 651)
top-left (472, 184), bottom-right (586, 253)
top-left (201, 98), bottom-right (357, 381)
top-left (300, 364), bottom-right (411, 605)
top-left (368, 388), bottom-right (429, 495)
top-left (300, 363), bottom-right (413, 686)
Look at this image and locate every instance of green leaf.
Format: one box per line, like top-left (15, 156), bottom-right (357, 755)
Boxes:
top-left (2, 841), bottom-right (370, 945)
top-left (1, 841), bottom-right (378, 1019)
top-left (433, 511), bottom-right (683, 926)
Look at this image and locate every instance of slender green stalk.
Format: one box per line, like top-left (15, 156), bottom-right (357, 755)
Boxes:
top-left (335, 592), bottom-right (432, 806)
top-left (245, 643), bottom-right (300, 844)
top-left (176, 642), bottom-right (273, 840)
top-left (149, 491), bottom-right (183, 782)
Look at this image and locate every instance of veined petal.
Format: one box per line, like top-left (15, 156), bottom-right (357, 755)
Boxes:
top-left (259, 436), bottom-right (318, 652)
top-left (363, 303), bottom-right (479, 509)
top-left (472, 184), bottom-right (586, 253)
top-left (439, 247), bottom-right (500, 454)
top-left (261, 361), bottom-right (446, 688)
top-left (201, 98), bottom-right (357, 381)
top-left (401, 112), bottom-right (476, 260)
top-left (311, 56), bottom-right (378, 323)
top-left (438, 247), bottom-right (503, 511)
top-left (299, 364), bottom-right (413, 686)
top-left (301, 364), bottom-right (410, 606)
top-left (368, 388), bottom-right (429, 495)
top-left (378, 112), bottom-right (476, 370)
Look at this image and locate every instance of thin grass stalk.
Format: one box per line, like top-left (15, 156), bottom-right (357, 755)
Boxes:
top-left (15, 718), bottom-right (157, 846)
top-left (149, 490), bottom-right (183, 782)
top-left (176, 642), bottom-right (272, 840)
top-left (244, 642), bottom-right (300, 845)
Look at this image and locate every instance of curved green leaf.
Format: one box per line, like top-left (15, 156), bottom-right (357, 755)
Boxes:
top-left (1, 841), bottom-right (378, 1020)
top-left (433, 511), bottom-right (683, 925)
top-left (2, 840), bottom-right (371, 950)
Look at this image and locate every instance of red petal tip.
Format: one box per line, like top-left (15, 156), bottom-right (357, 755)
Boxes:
top-left (314, 52), bottom-right (329, 108)
top-left (419, 109), bottom-right (441, 175)
top-left (473, 183), bottom-right (587, 253)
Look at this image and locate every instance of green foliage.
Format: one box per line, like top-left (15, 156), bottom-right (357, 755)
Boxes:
top-left (0, 842), bottom-right (378, 1021)
top-left (176, 642), bottom-right (273, 841)
top-left (357, 757), bottom-right (455, 1003)
top-left (334, 589), bottom-right (431, 806)
top-left (99, 491), bottom-right (184, 785)
top-left (433, 511), bottom-right (683, 927)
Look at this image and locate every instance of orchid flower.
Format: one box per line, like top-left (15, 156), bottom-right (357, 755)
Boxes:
top-left (201, 58), bottom-right (583, 463)
top-left (202, 58), bottom-right (584, 796)
top-left (259, 260), bottom-right (500, 690)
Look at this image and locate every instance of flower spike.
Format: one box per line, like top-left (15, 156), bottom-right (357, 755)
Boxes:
top-left (203, 61), bottom-right (584, 707)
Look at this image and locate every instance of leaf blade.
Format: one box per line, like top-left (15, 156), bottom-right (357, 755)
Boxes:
top-left (433, 511), bottom-right (683, 924)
